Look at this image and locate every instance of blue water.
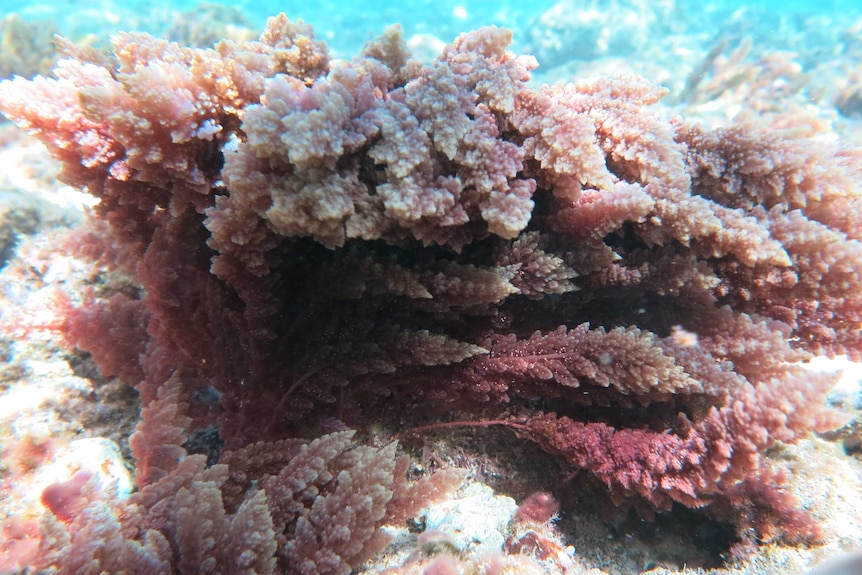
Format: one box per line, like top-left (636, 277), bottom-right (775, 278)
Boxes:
top-left (2, 0), bottom-right (861, 57)
top-left (1, 0), bottom-right (862, 121)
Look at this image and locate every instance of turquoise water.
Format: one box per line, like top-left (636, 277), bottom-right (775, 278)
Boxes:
top-left (3, 0), bottom-right (862, 57)
top-left (0, 0), bottom-right (859, 108)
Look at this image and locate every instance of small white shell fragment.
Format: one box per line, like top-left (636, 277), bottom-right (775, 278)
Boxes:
top-left (28, 437), bottom-right (133, 505)
top-left (423, 481), bottom-right (518, 554)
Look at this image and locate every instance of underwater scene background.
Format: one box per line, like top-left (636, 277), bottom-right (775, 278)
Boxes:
top-left (1, 1), bottom-right (862, 574)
